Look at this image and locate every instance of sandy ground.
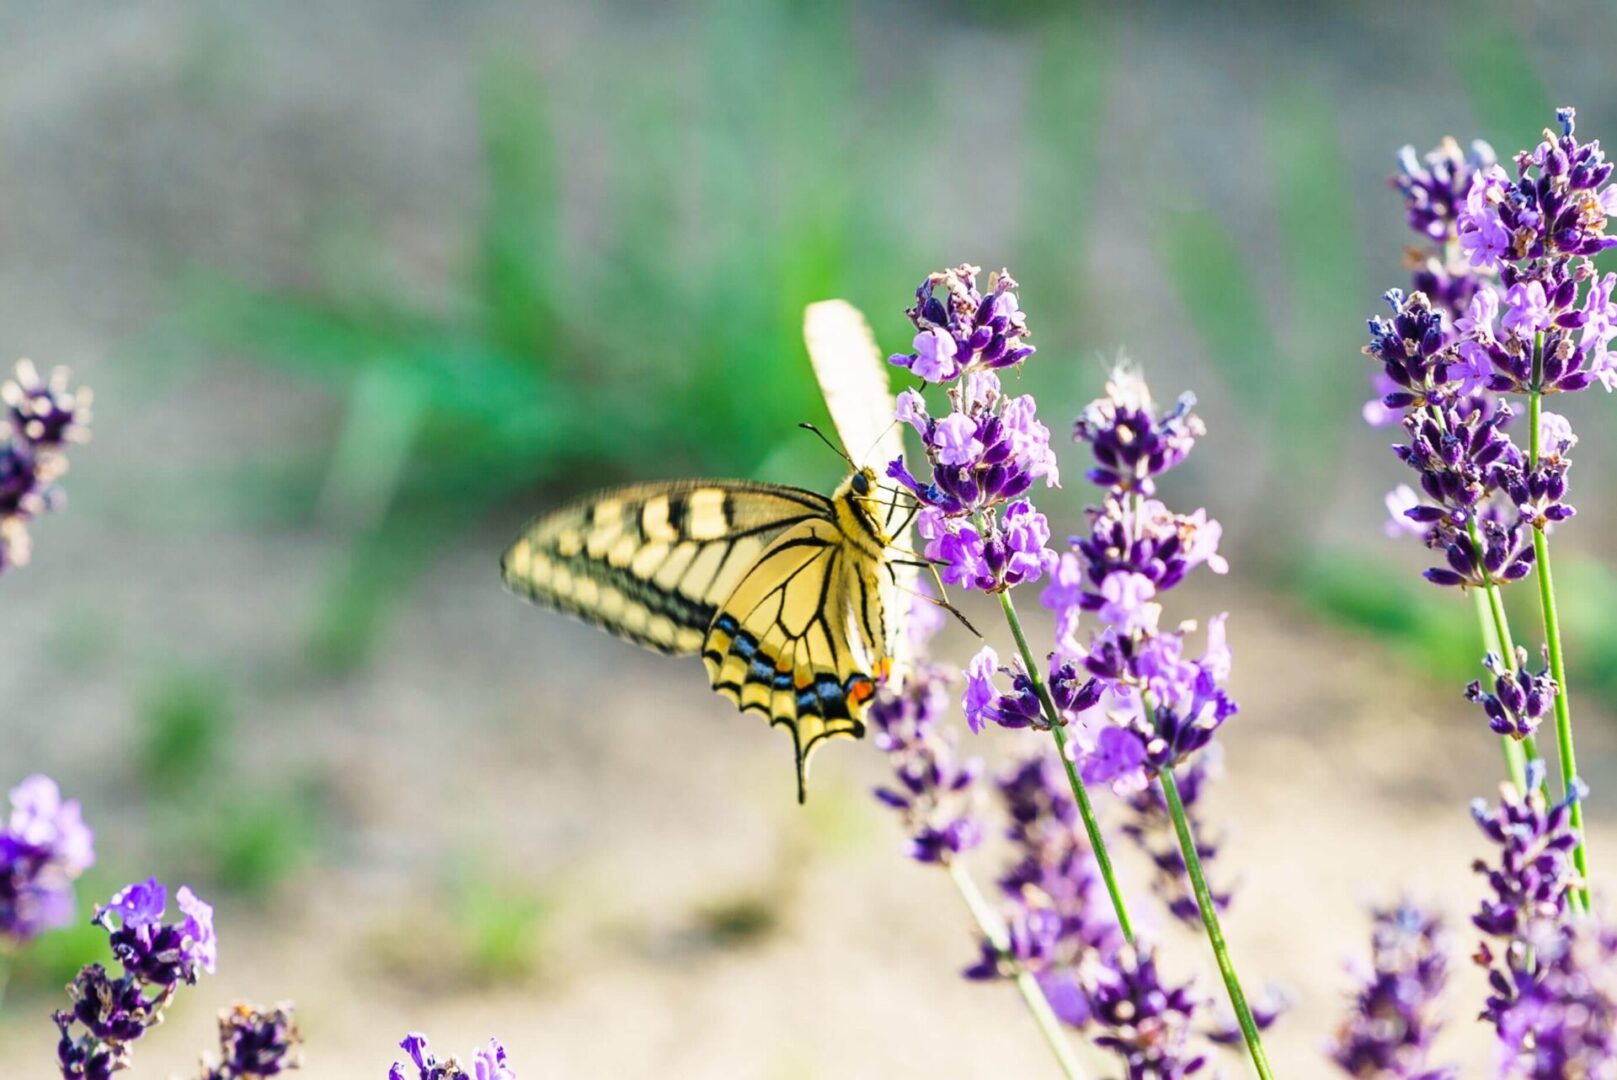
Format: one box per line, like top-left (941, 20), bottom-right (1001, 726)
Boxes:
top-left (2, 2), bottom-right (1616, 1077)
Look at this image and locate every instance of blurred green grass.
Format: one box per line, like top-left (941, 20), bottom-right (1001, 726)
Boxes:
top-left (127, 0), bottom-right (1617, 704)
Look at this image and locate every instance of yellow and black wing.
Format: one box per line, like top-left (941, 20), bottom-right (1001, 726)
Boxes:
top-left (702, 514), bottom-right (890, 802)
top-left (501, 481), bottom-right (833, 655)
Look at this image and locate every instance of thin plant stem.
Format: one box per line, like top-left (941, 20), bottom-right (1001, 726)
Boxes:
top-left (1158, 766), bottom-right (1275, 1080)
top-left (1528, 329), bottom-right (1591, 908)
top-left (1467, 520), bottom-right (1543, 768)
top-left (1472, 589), bottom-right (1530, 791)
top-left (0, 946), bottom-right (12, 1015)
top-left (996, 589), bottom-right (1137, 945)
top-left (948, 860), bottom-right (1088, 1079)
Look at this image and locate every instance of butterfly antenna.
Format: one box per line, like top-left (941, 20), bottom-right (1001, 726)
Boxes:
top-left (799, 423), bottom-right (855, 469)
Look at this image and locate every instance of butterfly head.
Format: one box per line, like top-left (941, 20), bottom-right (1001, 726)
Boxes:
top-left (834, 466), bottom-right (892, 552)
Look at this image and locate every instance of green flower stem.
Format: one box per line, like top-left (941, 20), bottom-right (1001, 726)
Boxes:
top-left (1467, 521), bottom-right (1543, 768)
top-left (1472, 589), bottom-right (1530, 791)
top-left (1158, 766), bottom-right (1275, 1080)
top-left (1528, 330), bottom-right (1591, 908)
top-left (948, 860), bottom-right (1089, 1079)
top-left (996, 589), bottom-right (1137, 945)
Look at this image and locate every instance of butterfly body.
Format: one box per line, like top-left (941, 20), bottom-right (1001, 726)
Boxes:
top-left (502, 302), bottom-right (912, 800)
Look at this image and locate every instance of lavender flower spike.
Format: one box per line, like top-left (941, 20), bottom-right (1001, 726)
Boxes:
top-left (199, 1003), bottom-right (302, 1078)
top-left (390, 1033), bottom-right (516, 1080)
top-left (1327, 903), bottom-right (1456, 1079)
top-left (1, 773), bottom-right (95, 945)
top-left (0, 359), bottom-right (91, 572)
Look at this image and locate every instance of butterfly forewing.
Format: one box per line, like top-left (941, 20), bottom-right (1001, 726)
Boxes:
top-left (501, 481), bottom-right (832, 655)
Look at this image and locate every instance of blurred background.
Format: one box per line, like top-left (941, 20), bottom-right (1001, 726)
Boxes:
top-left (3, 0), bottom-right (1617, 1074)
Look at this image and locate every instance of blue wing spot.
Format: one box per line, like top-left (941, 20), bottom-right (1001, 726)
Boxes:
top-left (715, 614), bottom-right (740, 635)
top-left (748, 655), bottom-right (774, 682)
top-left (795, 688), bottom-right (818, 710)
top-left (773, 670), bottom-right (795, 690)
top-left (733, 633), bottom-right (758, 661)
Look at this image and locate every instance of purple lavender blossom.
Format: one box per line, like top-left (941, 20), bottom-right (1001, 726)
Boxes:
top-left (961, 647), bottom-right (1101, 735)
top-left (871, 659), bottom-right (984, 865)
top-left (1326, 903), bottom-right (1456, 1079)
top-left (965, 751), bottom-right (1122, 1031)
top-left (0, 359), bottom-right (91, 572)
top-left (1395, 137), bottom-right (1497, 243)
top-left (1495, 915), bottom-right (1617, 1078)
top-left (1072, 366), bottom-right (1203, 495)
top-left (390, 1033), bottom-right (515, 1080)
top-left (1465, 648), bottom-right (1557, 740)
top-left (1471, 762), bottom-right (1580, 943)
top-left (199, 1003), bottom-right (302, 1078)
top-left (888, 265), bottom-right (1034, 381)
top-left (1089, 945), bottom-right (1208, 1078)
top-left (885, 269), bottom-right (1059, 593)
top-left (1119, 753), bottom-right (1231, 926)
top-left (95, 878), bottom-right (217, 987)
top-left (1, 774), bottom-right (95, 944)
top-left (56, 880), bottom-right (219, 1080)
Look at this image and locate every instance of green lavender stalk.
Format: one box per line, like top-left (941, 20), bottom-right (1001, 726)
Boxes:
top-left (997, 590), bottom-right (1137, 945)
top-left (948, 861), bottom-right (1088, 1079)
top-left (1528, 331), bottom-right (1591, 909)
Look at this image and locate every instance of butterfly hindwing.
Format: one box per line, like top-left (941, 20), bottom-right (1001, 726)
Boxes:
top-left (702, 514), bottom-right (885, 801)
top-left (501, 481), bottom-right (833, 655)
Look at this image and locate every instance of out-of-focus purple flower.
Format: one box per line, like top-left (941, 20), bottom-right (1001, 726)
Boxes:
top-left (0, 359), bottom-right (91, 573)
top-left (199, 1003), bottom-right (302, 1078)
top-left (1206, 985), bottom-right (1291, 1049)
top-left (1097, 571), bottom-right (1159, 635)
top-left (873, 660), bottom-right (984, 865)
top-left (1466, 648), bottom-right (1557, 740)
top-left (1, 773), bottom-right (95, 944)
top-left (965, 752), bottom-right (1122, 1031)
top-left (1120, 754), bottom-right (1231, 926)
top-left (1495, 915), bottom-right (1617, 1079)
top-left (1471, 761), bottom-right (1586, 1045)
top-left (390, 1033), bottom-right (516, 1080)
top-left (1471, 762), bottom-right (1580, 942)
top-left (1090, 944), bottom-right (1209, 1078)
top-left (95, 878), bottom-right (217, 988)
top-left (1326, 902), bottom-right (1456, 1079)
top-left (888, 265), bottom-right (1033, 380)
top-left (1394, 137), bottom-right (1497, 242)
top-left (1383, 485), bottom-right (1427, 539)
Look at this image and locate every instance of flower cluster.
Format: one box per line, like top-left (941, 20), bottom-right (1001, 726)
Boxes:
top-left (1, 774), bottom-right (94, 945)
top-left (390, 1034), bottom-right (515, 1080)
top-left (1327, 903), bottom-right (1455, 1079)
top-left (1496, 916), bottom-right (1617, 1078)
top-left (198, 1003), bottom-right (302, 1079)
top-left (1373, 110), bottom-right (1617, 581)
top-left (56, 879), bottom-right (217, 1079)
top-left (960, 366), bottom-right (1233, 795)
top-left (1088, 945), bottom-right (1208, 1078)
top-left (964, 752), bottom-right (1124, 1026)
top-left (1465, 647), bottom-right (1557, 740)
top-left (1118, 753), bottom-right (1230, 926)
top-left (886, 265), bottom-right (1058, 593)
top-left (1470, 763), bottom-right (1583, 1037)
top-left (870, 660), bottom-right (984, 865)
top-left (0, 359), bottom-right (91, 572)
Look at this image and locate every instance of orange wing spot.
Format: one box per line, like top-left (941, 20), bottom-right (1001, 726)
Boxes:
top-left (847, 678), bottom-right (876, 706)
